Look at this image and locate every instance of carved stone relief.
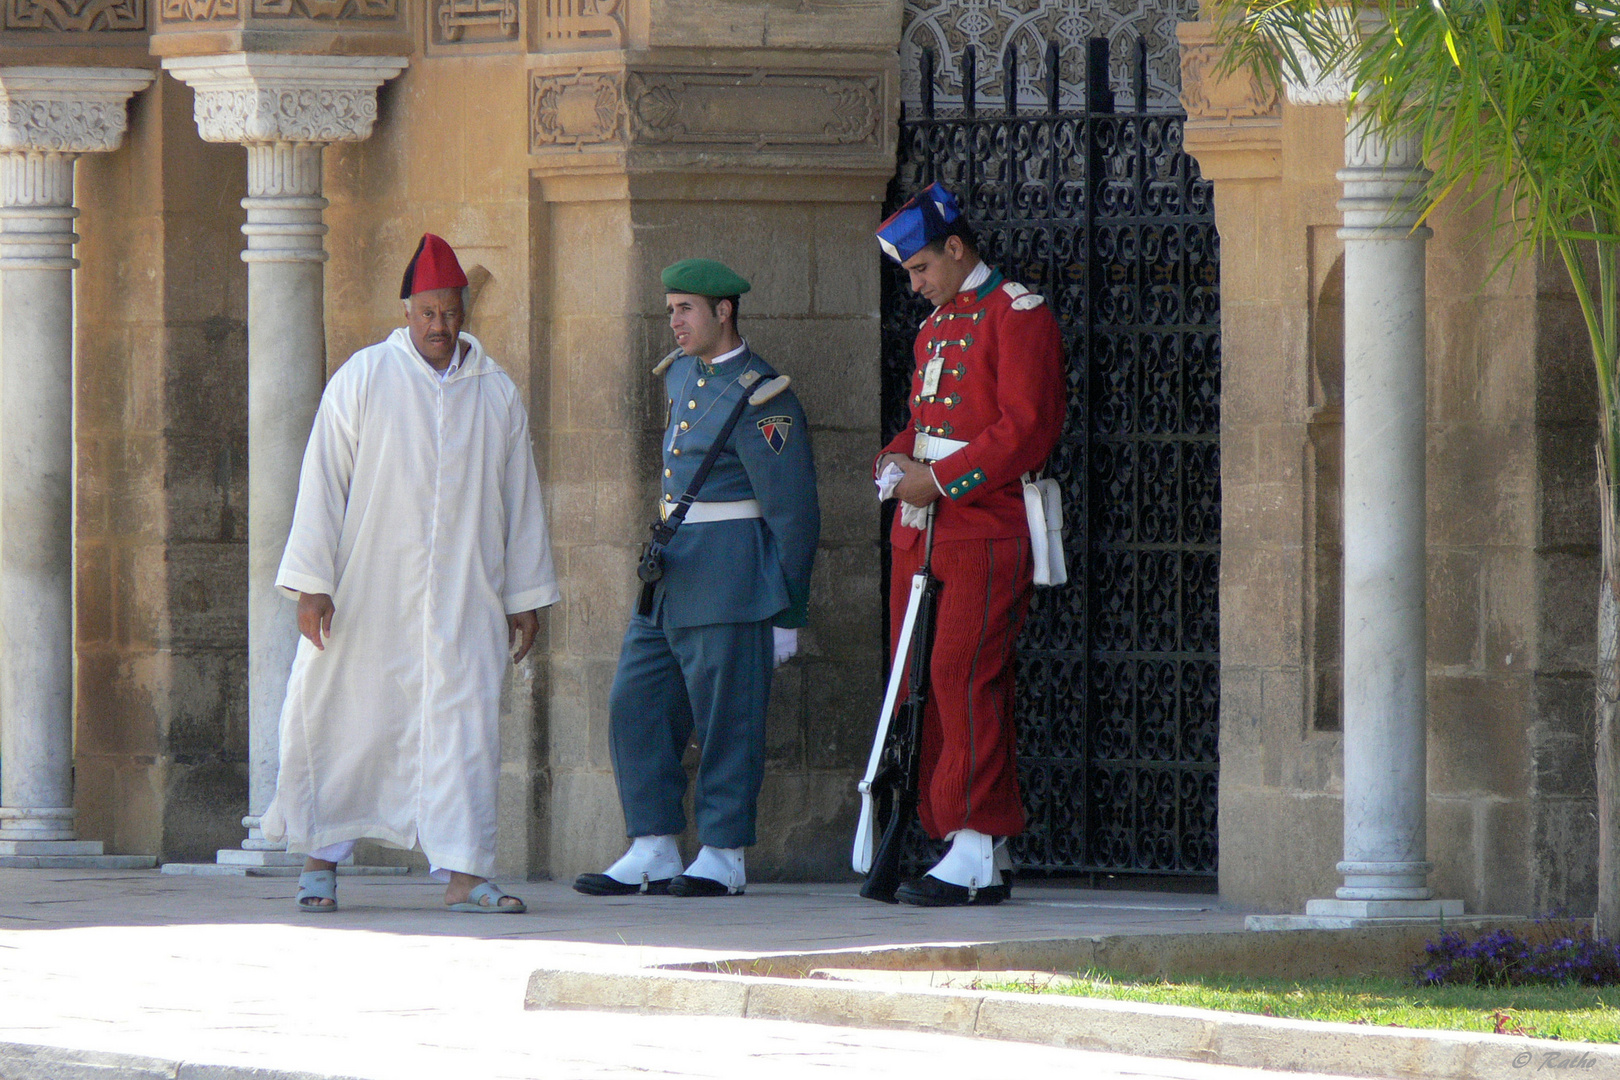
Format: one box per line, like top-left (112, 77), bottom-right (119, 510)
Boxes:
top-left (901, 0), bottom-right (1198, 113)
top-left (162, 56), bottom-right (408, 144)
top-left (0, 69), bottom-right (152, 153)
top-left (433, 0), bottom-right (517, 44)
top-left (1283, 51), bottom-right (1354, 108)
top-left (1178, 34), bottom-right (1279, 122)
top-left (530, 69), bottom-right (622, 150)
top-left (626, 71), bottom-right (881, 148)
top-left (193, 87), bottom-right (380, 142)
top-left (158, 0), bottom-right (234, 20)
top-left (251, 0), bottom-right (395, 16)
top-left (0, 98), bottom-right (132, 151)
top-left (1343, 121), bottom-right (1423, 171)
top-left (538, 0), bottom-right (621, 49)
top-left (158, 0), bottom-right (391, 20)
top-left (3, 0), bottom-right (143, 31)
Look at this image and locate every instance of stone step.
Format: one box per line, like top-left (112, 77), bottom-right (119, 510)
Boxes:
top-left (216, 849), bottom-right (307, 867)
top-left (0, 855), bottom-right (156, 869)
top-left (0, 840), bottom-right (105, 856)
top-left (160, 862), bottom-right (411, 877)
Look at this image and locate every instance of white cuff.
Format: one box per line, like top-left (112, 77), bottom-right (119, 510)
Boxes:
top-left (773, 627), bottom-right (799, 667)
top-left (930, 466), bottom-right (948, 499)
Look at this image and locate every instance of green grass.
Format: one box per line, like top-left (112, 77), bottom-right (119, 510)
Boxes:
top-left (978, 971), bottom-right (1620, 1043)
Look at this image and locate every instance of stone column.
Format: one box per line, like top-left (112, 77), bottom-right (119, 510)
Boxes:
top-left (1224, 84), bottom-right (1466, 926)
top-left (0, 67), bottom-right (155, 867)
top-left (1301, 119), bottom-right (1460, 921)
top-left (161, 55), bottom-right (406, 872)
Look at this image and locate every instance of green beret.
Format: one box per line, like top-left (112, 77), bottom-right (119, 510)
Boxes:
top-left (661, 258), bottom-right (751, 298)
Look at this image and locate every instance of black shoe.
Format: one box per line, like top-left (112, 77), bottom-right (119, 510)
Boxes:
top-left (894, 875), bottom-right (1010, 907)
top-left (667, 873), bottom-right (744, 897)
top-left (572, 872), bottom-right (672, 896)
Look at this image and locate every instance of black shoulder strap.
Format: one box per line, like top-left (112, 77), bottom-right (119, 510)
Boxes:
top-left (657, 369), bottom-right (759, 538)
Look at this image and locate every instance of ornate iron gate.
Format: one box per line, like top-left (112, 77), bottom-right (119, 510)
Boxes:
top-left (880, 37), bottom-right (1221, 878)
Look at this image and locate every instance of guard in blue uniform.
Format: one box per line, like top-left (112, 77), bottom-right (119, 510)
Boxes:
top-left (574, 259), bottom-right (820, 898)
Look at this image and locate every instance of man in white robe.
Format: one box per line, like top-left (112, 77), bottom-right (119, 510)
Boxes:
top-left (262, 233), bottom-right (560, 913)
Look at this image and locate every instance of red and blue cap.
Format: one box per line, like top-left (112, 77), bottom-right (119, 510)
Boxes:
top-left (875, 182), bottom-right (963, 263)
top-left (399, 233), bottom-right (469, 300)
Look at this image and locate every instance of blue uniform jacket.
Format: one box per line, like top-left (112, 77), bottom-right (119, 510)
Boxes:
top-left (652, 347), bottom-right (819, 630)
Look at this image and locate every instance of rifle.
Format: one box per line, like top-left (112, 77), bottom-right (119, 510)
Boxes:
top-left (853, 507), bottom-right (939, 903)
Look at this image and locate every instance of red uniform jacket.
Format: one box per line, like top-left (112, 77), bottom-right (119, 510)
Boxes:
top-left (879, 269), bottom-right (1067, 551)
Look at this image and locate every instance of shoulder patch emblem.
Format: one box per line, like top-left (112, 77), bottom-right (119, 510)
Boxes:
top-left (1001, 282), bottom-right (1030, 299)
top-left (1011, 293), bottom-right (1046, 311)
top-left (757, 415), bottom-right (792, 454)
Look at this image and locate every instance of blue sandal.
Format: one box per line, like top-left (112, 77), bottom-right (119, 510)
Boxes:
top-left (296, 869), bottom-right (338, 913)
top-left (447, 880), bottom-right (525, 914)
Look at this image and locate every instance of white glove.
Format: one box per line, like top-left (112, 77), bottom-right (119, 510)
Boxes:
top-left (879, 460), bottom-right (932, 529)
top-left (773, 627), bottom-right (799, 667)
top-left (876, 461), bottom-right (904, 501)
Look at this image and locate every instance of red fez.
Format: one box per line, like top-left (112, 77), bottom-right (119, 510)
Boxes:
top-left (399, 233), bottom-right (469, 299)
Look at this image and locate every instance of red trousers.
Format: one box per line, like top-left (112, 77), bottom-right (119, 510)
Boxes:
top-left (888, 535), bottom-right (1032, 839)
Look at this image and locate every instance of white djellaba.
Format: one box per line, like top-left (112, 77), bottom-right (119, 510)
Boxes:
top-left (261, 327), bottom-right (560, 879)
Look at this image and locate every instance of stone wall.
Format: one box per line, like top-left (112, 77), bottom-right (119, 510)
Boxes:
top-left (1180, 20), bottom-right (1599, 916)
top-left (73, 75), bottom-right (252, 860)
top-left (1423, 204), bottom-right (1599, 915)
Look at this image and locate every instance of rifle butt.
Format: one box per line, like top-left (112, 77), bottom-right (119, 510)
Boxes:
top-left (852, 793), bottom-right (876, 875)
top-left (858, 792), bottom-right (916, 903)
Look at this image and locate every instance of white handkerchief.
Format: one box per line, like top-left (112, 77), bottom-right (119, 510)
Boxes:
top-left (899, 503), bottom-right (930, 530)
top-left (876, 461), bottom-right (904, 501)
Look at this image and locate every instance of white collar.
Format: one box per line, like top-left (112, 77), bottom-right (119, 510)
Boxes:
top-left (703, 339), bottom-right (748, 367)
top-left (958, 261), bottom-right (991, 295)
top-left (406, 332), bottom-right (466, 380)
top-left (437, 345), bottom-right (465, 382)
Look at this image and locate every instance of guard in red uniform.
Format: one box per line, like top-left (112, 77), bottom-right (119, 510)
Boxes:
top-left (873, 183), bottom-right (1065, 906)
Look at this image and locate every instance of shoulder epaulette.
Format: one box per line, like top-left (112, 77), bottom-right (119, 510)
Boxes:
top-left (1003, 280), bottom-right (1046, 310)
top-left (652, 348), bottom-right (682, 376)
top-left (749, 375), bottom-right (790, 406)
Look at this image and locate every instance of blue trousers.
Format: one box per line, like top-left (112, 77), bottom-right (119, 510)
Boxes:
top-left (608, 613), bottom-right (773, 849)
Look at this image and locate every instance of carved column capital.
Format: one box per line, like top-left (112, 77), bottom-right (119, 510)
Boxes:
top-left (1283, 54), bottom-right (1355, 108)
top-left (1280, 6), bottom-right (1384, 107)
top-left (1175, 20), bottom-right (1281, 182)
top-left (0, 66), bottom-right (153, 155)
top-left (160, 53), bottom-right (407, 145)
top-left (1338, 118), bottom-right (1431, 239)
top-left (0, 67), bottom-right (151, 273)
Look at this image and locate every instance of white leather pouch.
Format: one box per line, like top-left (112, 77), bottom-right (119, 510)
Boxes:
top-left (1036, 476), bottom-right (1067, 586)
top-left (1021, 474), bottom-right (1066, 587)
top-left (1022, 477), bottom-right (1051, 585)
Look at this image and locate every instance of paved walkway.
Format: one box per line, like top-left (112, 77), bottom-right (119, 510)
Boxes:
top-left (0, 869), bottom-right (1379, 1079)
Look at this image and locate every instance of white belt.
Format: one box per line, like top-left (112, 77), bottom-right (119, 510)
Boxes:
top-left (661, 498), bottom-right (762, 523)
top-left (911, 433), bottom-right (969, 463)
